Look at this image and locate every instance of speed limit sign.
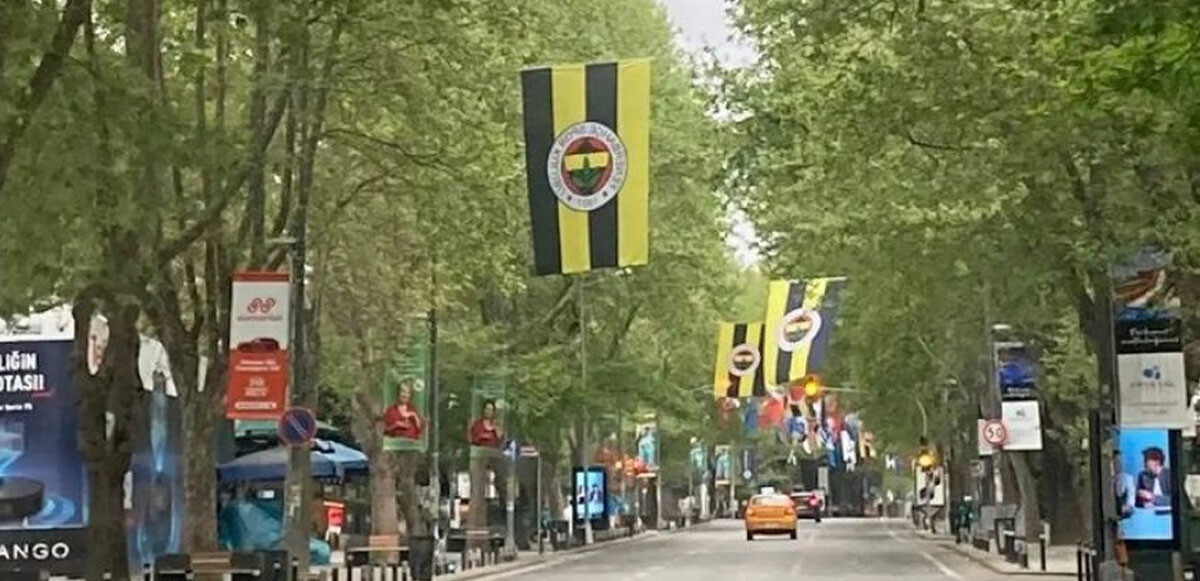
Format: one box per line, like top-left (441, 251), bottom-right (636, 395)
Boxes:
top-left (982, 420), bottom-right (1008, 447)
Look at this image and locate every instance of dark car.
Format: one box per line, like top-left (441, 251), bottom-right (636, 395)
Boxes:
top-left (790, 490), bottom-right (824, 522)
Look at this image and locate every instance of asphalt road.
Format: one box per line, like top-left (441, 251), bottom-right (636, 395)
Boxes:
top-left (481, 518), bottom-right (1051, 580)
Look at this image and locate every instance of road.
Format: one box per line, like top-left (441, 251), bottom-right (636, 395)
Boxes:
top-left (483, 518), bottom-right (1050, 580)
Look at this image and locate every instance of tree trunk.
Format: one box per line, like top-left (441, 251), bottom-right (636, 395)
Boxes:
top-left (397, 451), bottom-right (429, 537)
top-left (371, 453), bottom-right (399, 536)
top-left (73, 294), bottom-right (145, 580)
top-left (1009, 453), bottom-right (1041, 539)
top-left (183, 355), bottom-right (224, 552)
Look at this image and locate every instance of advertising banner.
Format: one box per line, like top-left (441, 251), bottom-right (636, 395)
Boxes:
top-left (0, 338), bottom-right (87, 574)
top-left (635, 423), bottom-right (659, 475)
top-left (1001, 400), bottom-right (1043, 451)
top-left (690, 441), bottom-right (707, 477)
top-left (382, 326), bottom-right (430, 452)
top-left (994, 342), bottom-right (1037, 400)
top-left (572, 467), bottom-right (608, 522)
top-left (1115, 429), bottom-right (1178, 543)
top-left (226, 272), bottom-right (290, 419)
top-left (714, 445), bottom-right (732, 485)
top-left (1118, 352), bottom-right (1190, 428)
top-left (126, 359), bottom-right (185, 576)
top-left (915, 466), bottom-right (946, 508)
top-left (468, 377), bottom-right (507, 458)
top-left (1115, 318), bottom-right (1183, 354)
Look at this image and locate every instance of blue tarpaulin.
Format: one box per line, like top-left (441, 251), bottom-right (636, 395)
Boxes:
top-left (218, 497), bottom-right (331, 565)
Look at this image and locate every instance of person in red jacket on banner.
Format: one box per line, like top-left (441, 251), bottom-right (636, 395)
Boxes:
top-left (381, 379), bottom-right (424, 439)
top-left (469, 399), bottom-right (503, 448)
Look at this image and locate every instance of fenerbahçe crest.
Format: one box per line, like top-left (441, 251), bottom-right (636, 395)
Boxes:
top-left (547, 122), bottom-right (628, 212)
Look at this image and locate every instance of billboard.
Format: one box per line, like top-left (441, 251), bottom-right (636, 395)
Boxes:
top-left (382, 326), bottom-right (429, 452)
top-left (0, 338), bottom-right (88, 573)
top-left (226, 272), bottom-right (291, 419)
top-left (1115, 429), bottom-right (1179, 543)
top-left (572, 467), bottom-right (608, 522)
top-left (915, 465), bottom-right (946, 508)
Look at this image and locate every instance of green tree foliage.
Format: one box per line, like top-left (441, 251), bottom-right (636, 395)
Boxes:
top-left (1, 0), bottom-right (742, 563)
top-left (723, 0), bottom-right (1199, 541)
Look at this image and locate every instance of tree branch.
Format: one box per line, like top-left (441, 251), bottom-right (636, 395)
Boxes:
top-left (0, 0), bottom-right (92, 198)
top-left (158, 84), bottom-right (291, 263)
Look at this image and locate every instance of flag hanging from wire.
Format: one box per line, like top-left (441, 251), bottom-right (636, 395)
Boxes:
top-left (520, 59), bottom-right (651, 276)
top-left (762, 277), bottom-right (848, 387)
top-left (712, 322), bottom-right (766, 399)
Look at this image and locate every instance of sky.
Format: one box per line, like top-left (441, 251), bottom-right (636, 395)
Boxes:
top-left (657, 0), bottom-right (761, 267)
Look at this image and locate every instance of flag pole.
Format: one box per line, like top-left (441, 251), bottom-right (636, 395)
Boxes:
top-left (578, 273), bottom-right (594, 545)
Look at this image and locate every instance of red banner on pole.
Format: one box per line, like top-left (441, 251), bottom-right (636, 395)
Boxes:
top-left (226, 271), bottom-right (291, 419)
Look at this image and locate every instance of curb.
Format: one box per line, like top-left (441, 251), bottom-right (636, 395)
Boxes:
top-left (942, 539), bottom-right (1076, 577)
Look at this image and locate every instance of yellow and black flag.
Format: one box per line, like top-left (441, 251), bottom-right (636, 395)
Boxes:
top-left (520, 60), bottom-right (650, 276)
top-left (762, 277), bottom-right (848, 387)
top-left (713, 322), bottom-right (766, 399)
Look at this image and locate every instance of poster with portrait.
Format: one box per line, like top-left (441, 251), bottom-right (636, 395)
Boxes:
top-left (1115, 428), bottom-right (1179, 543)
top-left (468, 377), bottom-right (507, 458)
top-left (382, 327), bottom-right (430, 452)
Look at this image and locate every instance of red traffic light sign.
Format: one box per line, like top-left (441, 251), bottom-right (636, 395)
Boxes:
top-left (982, 419), bottom-right (1008, 447)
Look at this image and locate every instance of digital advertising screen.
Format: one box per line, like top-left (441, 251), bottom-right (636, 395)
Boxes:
top-left (573, 467), bottom-right (607, 522)
top-left (1115, 428), bottom-right (1179, 544)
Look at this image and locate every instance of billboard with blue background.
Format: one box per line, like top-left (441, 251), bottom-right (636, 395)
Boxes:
top-left (0, 338), bottom-right (88, 573)
top-left (1116, 428), bottom-right (1177, 543)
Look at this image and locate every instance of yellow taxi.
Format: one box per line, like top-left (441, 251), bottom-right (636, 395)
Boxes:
top-left (744, 493), bottom-right (797, 541)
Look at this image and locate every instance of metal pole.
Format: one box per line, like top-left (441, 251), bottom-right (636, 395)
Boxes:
top-left (428, 309), bottom-right (441, 566)
top-left (505, 422), bottom-right (516, 554)
top-left (283, 162), bottom-right (313, 573)
top-left (914, 400), bottom-right (928, 437)
top-left (578, 275), bottom-right (594, 545)
top-left (537, 452), bottom-right (544, 555)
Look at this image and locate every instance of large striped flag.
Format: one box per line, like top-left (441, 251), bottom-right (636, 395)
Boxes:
top-left (712, 322), bottom-right (766, 399)
top-left (762, 277), bottom-right (848, 387)
top-left (520, 60), bottom-right (651, 276)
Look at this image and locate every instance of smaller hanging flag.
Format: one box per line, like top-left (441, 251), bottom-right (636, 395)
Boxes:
top-left (712, 322), bottom-right (766, 400)
top-left (762, 277), bottom-right (848, 387)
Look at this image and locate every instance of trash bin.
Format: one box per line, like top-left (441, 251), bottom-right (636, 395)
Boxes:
top-left (409, 535), bottom-right (435, 581)
top-left (254, 550), bottom-right (289, 581)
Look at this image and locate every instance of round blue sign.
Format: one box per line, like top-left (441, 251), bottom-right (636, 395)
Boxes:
top-left (278, 407), bottom-right (318, 446)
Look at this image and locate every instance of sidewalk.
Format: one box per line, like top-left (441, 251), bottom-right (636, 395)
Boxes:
top-left (911, 527), bottom-right (1077, 577)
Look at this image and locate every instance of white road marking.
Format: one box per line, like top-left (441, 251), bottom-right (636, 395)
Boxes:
top-left (921, 550), bottom-right (965, 580)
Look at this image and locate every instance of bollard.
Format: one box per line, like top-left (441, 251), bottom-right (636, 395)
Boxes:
top-left (291, 557), bottom-right (299, 581)
top-left (144, 564), bottom-right (153, 581)
top-left (1076, 547), bottom-right (1083, 581)
top-left (1040, 536), bottom-right (1047, 572)
top-left (332, 568), bottom-right (339, 581)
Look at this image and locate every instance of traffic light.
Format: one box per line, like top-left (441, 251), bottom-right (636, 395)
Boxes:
top-left (802, 375), bottom-right (823, 399)
top-left (917, 450), bottom-right (936, 469)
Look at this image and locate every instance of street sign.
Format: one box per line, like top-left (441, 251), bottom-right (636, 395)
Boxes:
top-left (982, 419), bottom-right (1008, 447)
top-left (519, 445), bottom-right (540, 458)
top-left (278, 407), bottom-right (318, 446)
